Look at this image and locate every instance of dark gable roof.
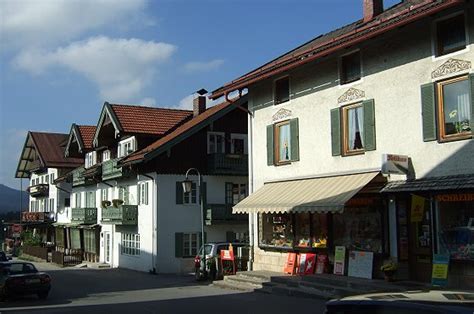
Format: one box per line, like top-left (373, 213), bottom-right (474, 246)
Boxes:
top-left (121, 96), bottom-right (247, 165)
top-left (211, 0), bottom-right (462, 99)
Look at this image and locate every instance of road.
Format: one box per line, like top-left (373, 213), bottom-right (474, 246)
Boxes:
top-left (0, 261), bottom-right (326, 314)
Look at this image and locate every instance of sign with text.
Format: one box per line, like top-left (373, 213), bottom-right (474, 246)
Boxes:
top-left (334, 246), bottom-right (346, 275)
top-left (220, 249), bottom-right (236, 276)
top-left (432, 254), bottom-right (450, 287)
top-left (382, 154), bottom-right (409, 175)
top-left (298, 253), bottom-right (316, 275)
top-left (411, 195), bottom-right (425, 223)
top-left (348, 251), bottom-right (373, 279)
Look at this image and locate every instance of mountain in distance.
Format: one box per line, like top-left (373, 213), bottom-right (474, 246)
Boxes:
top-left (0, 184), bottom-right (28, 214)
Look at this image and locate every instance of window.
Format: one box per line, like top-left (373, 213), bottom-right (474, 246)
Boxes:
top-left (85, 191), bottom-right (95, 207)
top-left (436, 14), bottom-right (466, 57)
top-left (274, 76), bottom-right (290, 104)
top-left (121, 233), bottom-right (140, 256)
top-left (184, 182), bottom-right (197, 204)
top-left (30, 200), bottom-right (34, 212)
top-left (118, 137), bottom-right (136, 157)
top-left (331, 100), bottom-right (376, 156)
top-left (102, 150), bottom-right (111, 162)
top-left (230, 134), bottom-right (247, 154)
top-left (183, 233), bottom-right (198, 257)
top-left (84, 229), bottom-right (97, 254)
top-left (101, 188), bottom-right (108, 201)
top-left (226, 183), bottom-right (247, 205)
top-left (50, 173), bottom-right (54, 182)
top-left (421, 75), bottom-right (473, 142)
top-left (49, 198), bottom-right (54, 212)
top-left (118, 186), bottom-right (131, 205)
top-left (45, 175), bottom-right (49, 184)
top-left (340, 51), bottom-right (361, 85)
top-left (267, 118), bottom-right (299, 166)
top-left (207, 132), bottom-right (225, 154)
top-left (75, 192), bottom-right (82, 208)
top-left (138, 182), bottom-right (149, 205)
top-left (65, 198), bottom-right (70, 207)
top-left (85, 152), bottom-right (96, 168)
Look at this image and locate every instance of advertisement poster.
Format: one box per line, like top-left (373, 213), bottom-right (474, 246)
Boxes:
top-left (298, 253), bottom-right (316, 275)
top-left (411, 195), bottom-right (425, 223)
top-left (315, 254), bottom-right (328, 274)
top-left (284, 253), bottom-right (297, 275)
top-left (432, 254), bottom-right (450, 286)
top-left (333, 246), bottom-right (346, 275)
top-left (348, 251), bottom-right (374, 279)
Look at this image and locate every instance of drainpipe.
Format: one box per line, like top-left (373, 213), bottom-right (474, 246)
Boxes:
top-left (140, 172), bottom-right (157, 274)
top-left (248, 107), bottom-right (255, 271)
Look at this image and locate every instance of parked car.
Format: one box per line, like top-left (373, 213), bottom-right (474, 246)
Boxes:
top-left (194, 242), bottom-right (249, 281)
top-left (0, 262), bottom-right (51, 301)
top-left (325, 290), bottom-right (474, 314)
top-left (0, 252), bottom-right (11, 262)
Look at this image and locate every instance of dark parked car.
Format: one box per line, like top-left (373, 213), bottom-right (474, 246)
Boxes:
top-left (0, 252), bottom-right (9, 262)
top-left (0, 262), bottom-right (51, 301)
top-left (325, 290), bottom-right (474, 314)
top-left (195, 242), bottom-right (249, 281)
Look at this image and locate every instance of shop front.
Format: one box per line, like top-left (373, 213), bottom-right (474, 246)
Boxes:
top-left (383, 175), bottom-right (474, 289)
top-left (236, 171), bottom-right (390, 279)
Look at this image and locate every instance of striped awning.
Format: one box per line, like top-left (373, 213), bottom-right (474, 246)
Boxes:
top-left (233, 171), bottom-right (379, 214)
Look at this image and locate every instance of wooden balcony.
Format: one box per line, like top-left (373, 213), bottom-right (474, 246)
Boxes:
top-left (21, 211), bottom-right (53, 223)
top-left (102, 158), bottom-right (129, 181)
top-left (71, 208), bottom-right (97, 225)
top-left (101, 205), bottom-right (138, 225)
top-left (73, 165), bottom-right (101, 187)
top-left (28, 184), bottom-right (49, 198)
top-left (72, 167), bottom-right (86, 186)
top-left (207, 153), bottom-right (248, 176)
top-left (205, 204), bottom-right (247, 225)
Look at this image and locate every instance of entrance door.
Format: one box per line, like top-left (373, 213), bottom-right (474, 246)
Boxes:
top-left (408, 197), bottom-right (433, 282)
top-left (104, 232), bottom-right (111, 264)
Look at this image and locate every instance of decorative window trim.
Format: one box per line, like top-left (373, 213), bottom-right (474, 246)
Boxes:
top-left (274, 120), bottom-right (292, 165)
top-left (207, 132), bottom-right (225, 154)
top-left (342, 103), bottom-right (365, 156)
top-left (432, 11), bottom-right (469, 60)
top-left (121, 233), bottom-right (140, 256)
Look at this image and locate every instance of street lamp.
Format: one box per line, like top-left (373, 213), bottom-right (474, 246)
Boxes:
top-left (182, 168), bottom-right (206, 278)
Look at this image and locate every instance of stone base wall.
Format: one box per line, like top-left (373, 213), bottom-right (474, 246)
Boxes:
top-left (448, 261), bottom-right (474, 289)
top-left (253, 247), bottom-right (288, 273)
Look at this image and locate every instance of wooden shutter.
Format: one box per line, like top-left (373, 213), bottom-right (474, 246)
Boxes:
top-left (363, 99), bottom-right (376, 151)
top-left (290, 118), bottom-right (299, 161)
top-left (200, 182), bottom-right (207, 208)
top-left (266, 125), bottom-right (274, 165)
top-left (226, 231), bottom-right (236, 242)
top-left (331, 108), bottom-right (341, 156)
top-left (175, 233), bottom-right (183, 257)
top-left (137, 184), bottom-right (141, 205)
top-left (470, 73), bottom-right (474, 132)
top-left (175, 182), bottom-right (183, 204)
top-left (225, 182), bottom-right (233, 205)
top-left (145, 182), bottom-right (149, 205)
top-left (421, 82), bottom-right (437, 142)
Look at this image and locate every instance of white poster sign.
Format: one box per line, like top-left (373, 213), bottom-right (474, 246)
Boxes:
top-left (348, 251), bottom-right (374, 279)
top-left (382, 154), bottom-right (409, 175)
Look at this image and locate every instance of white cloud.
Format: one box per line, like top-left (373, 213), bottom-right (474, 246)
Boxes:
top-left (183, 59), bottom-right (225, 73)
top-left (140, 97), bottom-right (157, 107)
top-left (14, 36), bottom-right (177, 102)
top-left (0, 0), bottom-right (149, 50)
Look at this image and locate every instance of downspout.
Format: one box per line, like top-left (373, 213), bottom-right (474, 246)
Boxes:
top-left (141, 172), bottom-right (157, 274)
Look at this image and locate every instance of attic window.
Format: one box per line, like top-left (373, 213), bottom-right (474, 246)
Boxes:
top-left (118, 137), bottom-right (136, 158)
top-left (274, 77), bottom-right (290, 105)
top-left (436, 14), bottom-right (466, 57)
top-left (340, 51), bottom-right (361, 85)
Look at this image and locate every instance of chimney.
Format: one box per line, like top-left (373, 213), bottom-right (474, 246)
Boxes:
top-left (363, 0), bottom-right (384, 23)
top-left (193, 88), bottom-right (208, 117)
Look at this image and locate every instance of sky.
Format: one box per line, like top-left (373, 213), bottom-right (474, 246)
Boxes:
top-left (0, 0), bottom-right (401, 190)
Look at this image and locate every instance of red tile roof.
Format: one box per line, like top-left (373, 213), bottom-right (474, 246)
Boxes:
top-left (110, 104), bottom-right (193, 135)
top-left (122, 97), bottom-right (245, 164)
top-left (77, 125), bottom-right (96, 149)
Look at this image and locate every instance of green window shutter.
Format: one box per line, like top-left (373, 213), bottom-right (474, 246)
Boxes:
top-left (137, 184), bottom-right (141, 205)
top-left (266, 124), bottom-right (274, 166)
top-left (290, 118), bottom-right (300, 161)
top-left (225, 182), bottom-right (233, 205)
top-left (330, 108), bottom-right (341, 156)
top-left (176, 182), bottom-right (183, 204)
top-left (226, 231), bottom-right (236, 242)
top-left (470, 73), bottom-right (474, 132)
top-left (175, 233), bottom-right (183, 257)
top-left (200, 182), bottom-right (207, 208)
top-left (421, 82), bottom-right (437, 142)
top-left (363, 99), bottom-right (376, 151)
top-left (145, 182), bottom-right (149, 205)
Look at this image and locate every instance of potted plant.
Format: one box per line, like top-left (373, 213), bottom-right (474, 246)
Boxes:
top-left (112, 199), bottom-right (123, 208)
top-left (380, 260), bottom-right (398, 282)
top-left (101, 200), bottom-right (111, 208)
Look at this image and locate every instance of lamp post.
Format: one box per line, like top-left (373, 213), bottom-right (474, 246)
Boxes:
top-left (182, 168), bottom-right (206, 278)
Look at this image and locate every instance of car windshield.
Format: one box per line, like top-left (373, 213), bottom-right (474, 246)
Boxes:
top-left (198, 245), bottom-right (213, 256)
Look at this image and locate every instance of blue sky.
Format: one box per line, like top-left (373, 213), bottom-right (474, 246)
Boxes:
top-left (0, 0), bottom-right (401, 189)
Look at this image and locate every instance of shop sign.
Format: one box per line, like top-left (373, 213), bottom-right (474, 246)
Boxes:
top-left (334, 246), bottom-right (346, 276)
top-left (298, 253), bottom-right (316, 275)
top-left (381, 154), bottom-right (409, 175)
top-left (220, 249), bottom-right (236, 276)
top-left (411, 195), bottom-right (425, 223)
top-left (348, 251), bottom-right (374, 279)
top-left (431, 254), bottom-right (450, 286)
top-left (435, 193), bottom-right (474, 202)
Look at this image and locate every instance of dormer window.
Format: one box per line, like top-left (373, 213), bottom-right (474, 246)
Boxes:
top-left (118, 137), bottom-right (136, 158)
top-left (102, 150), bottom-right (111, 162)
top-left (85, 151), bottom-right (97, 168)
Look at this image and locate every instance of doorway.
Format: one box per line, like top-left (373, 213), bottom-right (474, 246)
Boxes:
top-left (104, 232), bottom-right (111, 264)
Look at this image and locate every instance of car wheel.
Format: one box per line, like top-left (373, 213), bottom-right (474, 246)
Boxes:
top-left (37, 291), bottom-right (48, 300)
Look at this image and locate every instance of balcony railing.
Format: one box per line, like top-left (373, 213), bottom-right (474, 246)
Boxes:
top-left (207, 153), bottom-right (248, 176)
top-left (205, 204), bottom-right (247, 225)
top-left (101, 205), bottom-right (138, 225)
top-left (72, 167), bottom-right (86, 186)
top-left (73, 166), bottom-right (100, 187)
top-left (21, 211), bottom-right (53, 223)
top-left (28, 184), bottom-right (49, 198)
top-left (71, 208), bottom-right (97, 225)
top-left (102, 158), bottom-right (128, 181)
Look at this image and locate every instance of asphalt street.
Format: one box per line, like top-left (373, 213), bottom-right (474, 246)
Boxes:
top-left (0, 261), bottom-right (326, 314)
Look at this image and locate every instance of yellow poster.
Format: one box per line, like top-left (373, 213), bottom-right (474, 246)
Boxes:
top-left (411, 195), bottom-right (425, 223)
top-left (432, 263), bottom-right (448, 279)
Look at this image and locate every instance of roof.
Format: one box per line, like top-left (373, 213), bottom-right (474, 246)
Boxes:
top-left (16, 132), bottom-right (84, 178)
top-left (77, 125), bottom-right (96, 149)
top-left (211, 0), bottom-right (463, 99)
top-left (233, 171), bottom-right (379, 214)
top-left (109, 103), bottom-right (193, 135)
top-left (121, 96), bottom-right (247, 165)
top-left (381, 174), bottom-right (474, 193)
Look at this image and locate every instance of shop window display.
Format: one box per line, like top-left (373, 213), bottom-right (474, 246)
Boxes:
top-left (438, 200), bottom-right (474, 261)
top-left (311, 214), bottom-right (328, 248)
top-left (260, 213), bottom-right (294, 248)
top-left (295, 213), bottom-right (311, 247)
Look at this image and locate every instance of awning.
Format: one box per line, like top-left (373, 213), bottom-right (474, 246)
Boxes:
top-left (381, 174), bottom-right (474, 193)
top-left (233, 171), bottom-right (379, 214)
